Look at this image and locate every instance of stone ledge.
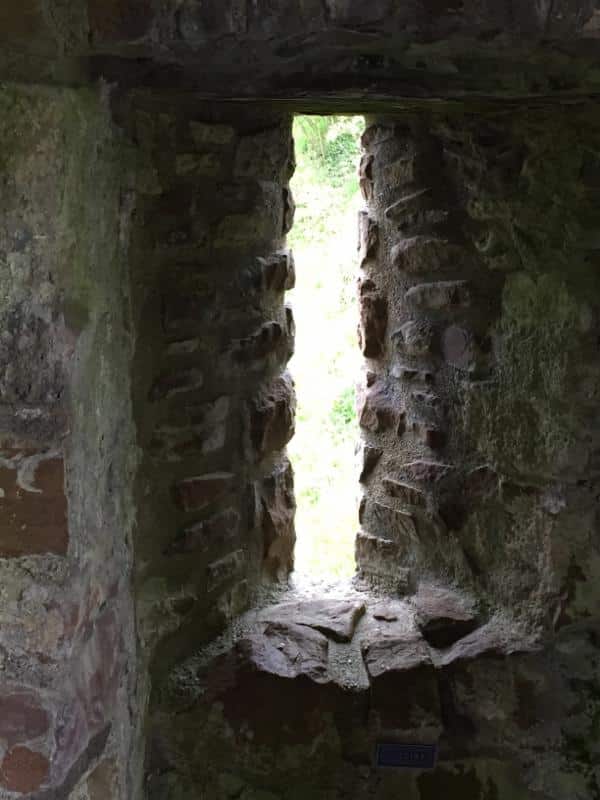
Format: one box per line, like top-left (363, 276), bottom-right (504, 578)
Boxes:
top-left (166, 582), bottom-right (539, 698)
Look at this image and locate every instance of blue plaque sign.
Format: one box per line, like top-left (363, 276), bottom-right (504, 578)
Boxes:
top-left (376, 743), bottom-right (438, 769)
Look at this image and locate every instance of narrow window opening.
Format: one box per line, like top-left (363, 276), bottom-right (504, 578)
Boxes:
top-left (288, 115), bottom-right (364, 583)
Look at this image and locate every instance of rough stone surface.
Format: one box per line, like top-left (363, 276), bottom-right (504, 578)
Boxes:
top-left (151, 588), bottom-right (561, 799)
top-left (258, 459), bottom-right (296, 580)
top-left (4, 16), bottom-right (600, 799)
top-left (5, 0), bottom-right (600, 105)
top-left (125, 103), bottom-right (297, 800)
top-left (412, 584), bottom-right (480, 649)
top-left (240, 622), bottom-right (330, 683)
top-left (259, 599), bottom-right (366, 643)
top-left (0, 452), bottom-right (68, 557)
top-left (174, 472), bottom-right (235, 512)
top-left (248, 372), bottom-right (296, 461)
top-left (358, 282), bottom-right (388, 358)
top-left (0, 84), bottom-right (138, 799)
top-left (1, 746), bottom-right (50, 794)
top-left (356, 110), bottom-right (600, 648)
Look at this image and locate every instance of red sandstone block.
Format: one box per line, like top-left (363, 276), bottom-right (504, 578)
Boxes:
top-left (0, 746), bottom-right (49, 794)
top-left (0, 692), bottom-right (49, 747)
top-left (0, 452), bottom-right (68, 557)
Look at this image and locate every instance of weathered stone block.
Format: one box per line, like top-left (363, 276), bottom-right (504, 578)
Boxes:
top-left (465, 465), bottom-right (498, 499)
top-left (259, 599), bottom-right (366, 643)
top-left (248, 372), bottom-right (296, 461)
top-left (0, 691), bottom-right (49, 747)
top-left (259, 460), bottom-right (295, 579)
top-left (0, 451), bottom-right (68, 557)
top-left (391, 364), bottom-right (434, 384)
top-left (167, 509), bottom-right (241, 555)
top-left (285, 304), bottom-right (296, 358)
top-left (0, 306), bottom-right (64, 406)
top-left (410, 390), bottom-right (442, 410)
top-left (174, 472), bottom-right (235, 512)
top-left (361, 124), bottom-right (395, 150)
top-left (233, 321), bottom-right (284, 363)
top-left (259, 250), bottom-right (296, 292)
top-left (0, 746), bottom-right (49, 794)
top-left (406, 280), bottom-right (470, 311)
top-left (382, 478), bottom-right (427, 508)
top-left (442, 325), bottom-right (473, 369)
top-left (359, 153), bottom-right (374, 201)
top-left (149, 368), bottom-right (204, 401)
top-left (207, 550), bottom-right (244, 591)
top-left (149, 188), bottom-right (210, 250)
top-left (383, 155), bottom-right (417, 187)
top-left (412, 421), bottom-right (447, 450)
top-left (362, 632), bottom-right (432, 679)
top-left (393, 319), bottom-right (437, 357)
top-left (399, 460), bottom-right (454, 484)
top-left (238, 621), bottom-right (329, 683)
top-left (412, 584), bottom-right (479, 649)
top-left (166, 338), bottom-right (199, 356)
top-left (359, 445), bottom-right (382, 483)
top-left (357, 382), bottom-right (397, 432)
top-left (151, 397), bottom-right (229, 459)
top-left (217, 578), bottom-right (250, 621)
top-left (355, 531), bottom-right (401, 576)
top-left (391, 236), bottom-right (461, 274)
top-left (358, 290), bottom-right (388, 358)
top-left (360, 500), bottom-right (418, 543)
top-left (385, 188), bottom-right (432, 221)
top-left (282, 187), bottom-right (296, 235)
top-left (79, 609), bottom-right (122, 734)
top-left (358, 211), bottom-right (379, 264)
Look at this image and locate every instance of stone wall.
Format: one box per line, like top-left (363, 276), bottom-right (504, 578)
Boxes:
top-left (2, 39), bottom-right (600, 798)
top-left (356, 108), bottom-right (600, 637)
top-left (141, 104), bottom-right (600, 800)
top-left (5, 1), bottom-right (600, 102)
top-left (0, 84), bottom-right (138, 797)
top-left (120, 95), bottom-right (297, 797)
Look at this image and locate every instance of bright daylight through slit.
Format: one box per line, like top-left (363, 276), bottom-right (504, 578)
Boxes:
top-left (288, 115), bottom-right (363, 580)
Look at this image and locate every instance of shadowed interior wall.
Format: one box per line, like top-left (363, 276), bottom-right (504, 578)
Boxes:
top-left (120, 95), bottom-right (298, 797)
top-left (1, 5), bottom-right (600, 792)
top-left (134, 107), bottom-right (600, 800)
top-left (0, 83), bottom-right (138, 797)
top-left (357, 109), bottom-right (600, 630)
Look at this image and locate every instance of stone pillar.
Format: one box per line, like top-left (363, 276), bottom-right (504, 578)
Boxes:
top-left (124, 97), bottom-right (296, 794)
top-left (357, 107), bottom-right (600, 631)
top-left (0, 84), bottom-right (138, 797)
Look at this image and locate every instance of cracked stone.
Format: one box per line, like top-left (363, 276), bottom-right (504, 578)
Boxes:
top-left (259, 599), bottom-right (366, 643)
